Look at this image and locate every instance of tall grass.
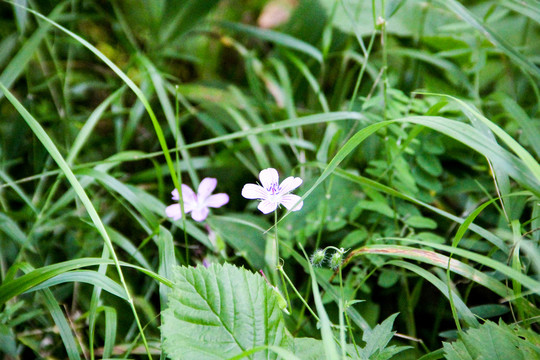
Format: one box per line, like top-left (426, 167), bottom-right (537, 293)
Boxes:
top-left (0, 0), bottom-right (538, 359)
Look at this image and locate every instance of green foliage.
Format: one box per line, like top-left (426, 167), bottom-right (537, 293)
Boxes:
top-left (0, 0), bottom-right (539, 358)
top-left (162, 263), bottom-right (286, 360)
top-left (443, 320), bottom-right (540, 360)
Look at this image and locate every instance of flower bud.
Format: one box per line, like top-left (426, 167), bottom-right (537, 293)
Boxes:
top-left (328, 249), bottom-right (344, 270)
top-left (310, 249), bottom-right (326, 267)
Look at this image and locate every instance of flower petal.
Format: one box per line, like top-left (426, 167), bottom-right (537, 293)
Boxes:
top-left (171, 188), bottom-right (179, 201)
top-left (259, 168), bottom-right (279, 190)
top-left (197, 178), bottom-right (217, 201)
top-left (280, 194), bottom-right (303, 211)
top-left (242, 184), bottom-right (268, 200)
top-left (165, 204), bottom-right (183, 220)
top-left (206, 193), bottom-right (229, 208)
top-left (279, 176), bottom-right (302, 194)
top-left (258, 200), bottom-right (278, 214)
top-left (191, 207), bottom-right (209, 222)
top-left (173, 184), bottom-right (197, 205)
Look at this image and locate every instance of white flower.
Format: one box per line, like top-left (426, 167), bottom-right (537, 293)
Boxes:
top-left (166, 178), bottom-right (229, 222)
top-left (241, 168), bottom-right (303, 214)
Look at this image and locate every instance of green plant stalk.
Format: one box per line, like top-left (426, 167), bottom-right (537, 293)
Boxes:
top-left (511, 220), bottom-right (525, 324)
top-left (381, 0), bottom-right (388, 122)
top-left (338, 265), bottom-right (346, 359)
top-left (278, 266), bottom-right (319, 322)
top-left (348, 31), bottom-right (377, 112)
top-left (174, 87), bottom-right (189, 264)
top-left (275, 211), bottom-right (279, 272)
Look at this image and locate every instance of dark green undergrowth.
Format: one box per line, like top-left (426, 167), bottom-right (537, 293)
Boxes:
top-left (0, 0), bottom-right (539, 359)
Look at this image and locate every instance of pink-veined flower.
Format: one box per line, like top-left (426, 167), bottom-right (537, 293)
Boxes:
top-left (241, 168), bottom-right (303, 214)
top-left (166, 178), bottom-right (229, 222)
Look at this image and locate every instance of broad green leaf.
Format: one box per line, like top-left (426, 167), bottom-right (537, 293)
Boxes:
top-left (288, 338), bottom-right (326, 360)
top-left (359, 313), bottom-right (400, 359)
top-left (161, 263), bottom-right (286, 360)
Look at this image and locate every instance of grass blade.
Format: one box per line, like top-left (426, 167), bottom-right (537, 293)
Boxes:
top-left (219, 21), bottom-right (323, 63)
top-left (438, 0), bottom-right (540, 80)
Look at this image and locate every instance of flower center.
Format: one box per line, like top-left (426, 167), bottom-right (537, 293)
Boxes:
top-left (266, 182), bottom-right (280, 195)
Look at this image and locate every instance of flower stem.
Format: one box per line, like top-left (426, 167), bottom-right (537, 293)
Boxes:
top-left (274, 211), bottom-right (279, 269)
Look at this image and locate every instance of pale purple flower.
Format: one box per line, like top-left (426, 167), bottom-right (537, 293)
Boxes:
top-left (166, 178), bottom-right (229, 222)
top-left (241, 168), bottom-right (303, 214)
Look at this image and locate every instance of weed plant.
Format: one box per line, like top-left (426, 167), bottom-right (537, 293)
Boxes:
top-left (0, 0), bottom-right (539, 359)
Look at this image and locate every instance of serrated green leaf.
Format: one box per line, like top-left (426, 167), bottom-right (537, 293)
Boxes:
top-left (162, 263), bottom-right (286, 360)
top-left (288, 338), bottom-right (327, 360)
top-left (443, 320), bottom-right (540, 360)
top-left (360, 313), bottom-right (401, 359)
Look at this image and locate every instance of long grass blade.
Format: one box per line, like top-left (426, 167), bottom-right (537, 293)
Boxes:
top-left (438, 0), bottom-right (540, 80)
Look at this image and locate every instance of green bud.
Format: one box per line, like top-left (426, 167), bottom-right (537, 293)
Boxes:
top-left (328, 249), bottom-right (344, 270)
top-left (310, 249), bottom-right (326, 267)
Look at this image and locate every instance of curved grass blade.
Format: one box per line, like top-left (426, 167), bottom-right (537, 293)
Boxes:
top-left (0, 258), bottom-right (172, 305)
top-left (0, 212), bottom-right (35, 251)
top-left (326, 166), bottom-right (509, 252)
top-left (493, 93), bottom-right (540, 159)
top-left (443, 95), bottom-right (540, 184)
top-left (0, 169), bottom-right (38, 214)
top-left (138, 55), bottom-right (199, 186)
top-left (219, 21), bottom-right (323, 63)
top-left (222, 105), bottom-right (271, 169)
top-left (8, 1), bottom-right (181, 196)
top-left (388, 260), bottom-right (479, 327)
top-left (501, 0), bottom-right (540, 24)
top-left (96, 306), bottom-right (117, 359)
top-left (437, 0), bottom-right (540, 80)
top-left (384, 240), bottom-right (540, 295)
top-left (26, 270), bottom-right (128, 300)
top-left (17, 263), bottom-right (81, 360)
top-left (41, 287), bottom-right (82, 360)
top-left (0, 2), bottom-right (67, 100)
top-left (347, 244), bottom-right (512, 298)
top-left (276, 113), bottom-right (540, 229)
top-left (77, 168), bottom-right (159, 230)
top-left (66, 87), bottom-right (125, 165)
top-left (0, 82), bottom-right (153, 357)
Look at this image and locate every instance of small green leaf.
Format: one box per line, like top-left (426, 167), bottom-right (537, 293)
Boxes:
top-left (405, 215), bottom-right (438, 229)
top-left (162, 263), bottom-right (286, 360)
top-left (469, 304), bottom-right (509, 319)
top-left (416, 152), bottom-right (443, 177)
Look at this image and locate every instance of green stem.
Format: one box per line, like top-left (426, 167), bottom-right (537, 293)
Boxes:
top-left (279, 266), bottom-right (320, 322)
top-left (274, 211), bottom-right (279, 269)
